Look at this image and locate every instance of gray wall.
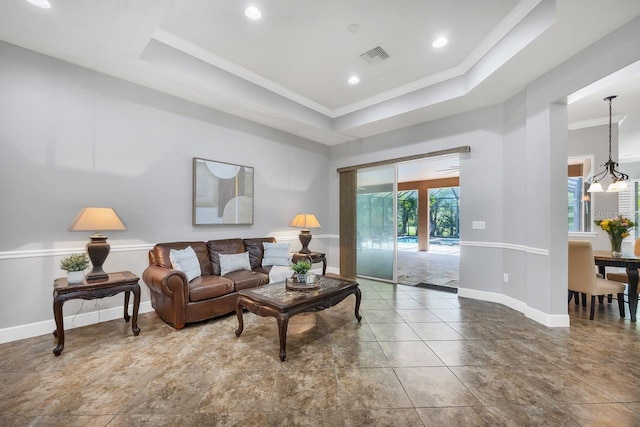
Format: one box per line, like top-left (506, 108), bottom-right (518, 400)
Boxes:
top-left (0, 41), bottom-right (331, 332)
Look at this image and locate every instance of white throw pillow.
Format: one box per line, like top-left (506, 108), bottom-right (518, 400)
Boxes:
top-left (169, 246), bottom-right (201, 282)
top-left (262, 242), bottom-right (291, 267)
top-left (219, 252), bottom-right (252, 276)
top-left (269, 265), bottom-right (292, 283)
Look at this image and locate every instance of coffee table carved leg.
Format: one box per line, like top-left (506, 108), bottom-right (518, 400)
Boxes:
top-left (53, 295), bottom-right (65, 356)
top-left (276, 313), bottom-right (290, 362)
top-left (235, 302), bottom-right (245, 336)
top-left (131, 285), bottom-right (141, 336)
top-left (354, 288), bottom-right (362, 322)
top-left (124, 291), bottom-right (131, 322)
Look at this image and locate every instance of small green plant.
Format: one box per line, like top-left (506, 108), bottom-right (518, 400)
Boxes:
top-left (290, 259), bottom-right (312, 274)
top-left (60, 253), bottom-right (90, 272)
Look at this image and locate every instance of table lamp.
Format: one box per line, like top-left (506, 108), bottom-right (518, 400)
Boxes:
top-left (289, 213), bottom-right (321, 254)
top-left (69, 207), bottom-right (126, 281)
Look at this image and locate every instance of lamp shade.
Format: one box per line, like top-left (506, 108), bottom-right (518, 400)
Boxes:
top-left (606, 180), bottom-right (628, 193)
top-left (587, 182), bottom-right (604, 193)
top-left (69, 207), bottom-right (126, 232)
top-left (289, 214), bottom-right (321, 230)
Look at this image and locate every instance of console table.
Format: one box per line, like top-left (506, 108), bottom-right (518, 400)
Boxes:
top-left (52, 271), bottom-right (141, 356)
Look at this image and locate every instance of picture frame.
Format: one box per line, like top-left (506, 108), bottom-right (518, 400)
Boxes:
top-left (192, 157), bottom-right (254, 225)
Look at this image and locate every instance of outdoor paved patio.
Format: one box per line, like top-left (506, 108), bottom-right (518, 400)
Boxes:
top-left (397, 243), bottom-right (459, 287)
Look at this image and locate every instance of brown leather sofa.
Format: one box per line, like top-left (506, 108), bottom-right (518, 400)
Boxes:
top-left (143, 237), bottom-right (305, 329)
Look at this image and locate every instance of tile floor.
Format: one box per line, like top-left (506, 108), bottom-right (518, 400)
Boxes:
top-left (2, 279), bottom-right (640, 426)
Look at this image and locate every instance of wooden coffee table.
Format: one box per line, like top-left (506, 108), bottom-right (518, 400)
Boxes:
top-left (235, 276), bottom-right (361, 361)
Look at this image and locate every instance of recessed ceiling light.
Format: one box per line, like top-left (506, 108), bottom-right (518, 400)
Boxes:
top-left (347, 24), bottom-right (361, 34)
top-left (24, 0), bottom-right (51, 9)
top-left (348, 75), bottom-right (360, 85)
top-left (432, 36), bottom-right (448, 48)
top-left (244, 6), bottom-right (262, 20)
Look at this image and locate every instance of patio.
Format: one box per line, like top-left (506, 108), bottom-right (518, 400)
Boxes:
top-left (397, 242), bottom-right (459, 288)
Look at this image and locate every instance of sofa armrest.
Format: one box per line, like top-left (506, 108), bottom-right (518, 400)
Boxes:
top-left (142, 265), bottom-right (189, 301)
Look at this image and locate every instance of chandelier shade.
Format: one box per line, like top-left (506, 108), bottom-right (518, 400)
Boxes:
top-left (586, 95), bottom-right (628, 193)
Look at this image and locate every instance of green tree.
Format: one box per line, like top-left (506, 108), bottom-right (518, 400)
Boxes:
top-left (429, 187), bottom-right (460, 238)
top-left (397, 190), bottom-right (418, 236)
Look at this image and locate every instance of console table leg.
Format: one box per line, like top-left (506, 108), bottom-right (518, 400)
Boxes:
top-left (354, 288), bottom-right (362, 323)
top-left (277, 314), bottom-right (290, 362)
top-left (124, 291), bottom-right (131, 322)
top-left (131, 285), bottom-right (141, 336)
top-left (235, 302), bottom-right (245, 336)
top-left (53, 295), bottom-right (65, 356)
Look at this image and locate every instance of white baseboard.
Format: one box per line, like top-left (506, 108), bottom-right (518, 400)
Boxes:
top-left (0, 301), bottom-right (154, 344)
top-left (457, 287), bottom-right (570, 328)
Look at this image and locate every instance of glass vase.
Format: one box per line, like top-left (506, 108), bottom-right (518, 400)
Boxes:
top-left (609, 234), bottom-right (623, 258)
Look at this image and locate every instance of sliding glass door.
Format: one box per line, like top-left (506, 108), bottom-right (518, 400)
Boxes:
top-left (356, 166), bottom-right (397, 281)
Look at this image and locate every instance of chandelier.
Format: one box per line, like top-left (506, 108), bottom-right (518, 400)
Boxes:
top-left (587, 95), bottom-right (628, 193)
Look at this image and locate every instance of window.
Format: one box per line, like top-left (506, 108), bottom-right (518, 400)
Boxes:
top-left (568, 177), bottom-right (591, 232)
top-left (568, 157), bottom-right (592, 233)
top-left (617, 179), bottom-right (640, 240)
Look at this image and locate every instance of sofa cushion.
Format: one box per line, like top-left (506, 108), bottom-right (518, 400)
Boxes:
top-left (219, 252), bottom-right (252, 276)
top-left (244, 237), bottom-right (276, 269)
top-left (169, 246), bottom-right (201, 282)
top-left (188, 275), bottom-right (235, 302)
top-left (153, 242), bottom-right (213, 276)
top-left (207, 239), bottom-right (246, 275)
top-left (225, 270), bottom-right (269, 291)
top-left (262, 242), bottom-right (292, 267)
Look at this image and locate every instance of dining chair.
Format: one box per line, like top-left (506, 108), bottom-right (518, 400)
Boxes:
top-left (568, 240), bottom-right (625, 320)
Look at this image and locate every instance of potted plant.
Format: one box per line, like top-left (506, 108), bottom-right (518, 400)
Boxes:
top-left (290, 259), bottom-right (312, 283)
top-left (60, 253), bottom-right (90, 283)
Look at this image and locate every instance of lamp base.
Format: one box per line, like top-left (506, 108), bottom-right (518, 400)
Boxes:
top-left (298, 230), bottom-right (312, 254)
top-left (86, 270), bottom-right (108, 282)
top-left (86, 233), bottom-right (110, 282)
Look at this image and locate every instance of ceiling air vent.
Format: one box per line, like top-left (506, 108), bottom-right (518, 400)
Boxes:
top-left (360, 46), bottom-right (390, 65)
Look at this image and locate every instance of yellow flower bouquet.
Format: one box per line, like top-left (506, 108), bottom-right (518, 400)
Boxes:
top-left (595, 215), bottom-right (636, 257)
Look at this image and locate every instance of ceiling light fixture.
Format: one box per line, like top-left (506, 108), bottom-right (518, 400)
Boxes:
top-left (348, 75), bottom-right (360, 85)
top-left (24, 0), bottom-right (51, 9)
top-left (432, 36), bottom-right (448, 48)
top-left (244, 6), bottom-right (262, 20)
top-left (347, 24), bottom-right (361, 35)
top-left (587, 95), bottom-right (628, 193)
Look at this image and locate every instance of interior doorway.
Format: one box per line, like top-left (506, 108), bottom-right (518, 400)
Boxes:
top-left (396, 158), bottom-right (460, 287)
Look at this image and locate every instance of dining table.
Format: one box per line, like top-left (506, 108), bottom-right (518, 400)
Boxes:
top-left (593, 250), bottom-right (640, 322)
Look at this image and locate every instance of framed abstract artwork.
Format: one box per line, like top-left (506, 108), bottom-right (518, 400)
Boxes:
top-left (192, 158), bottom-right (254, 225)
